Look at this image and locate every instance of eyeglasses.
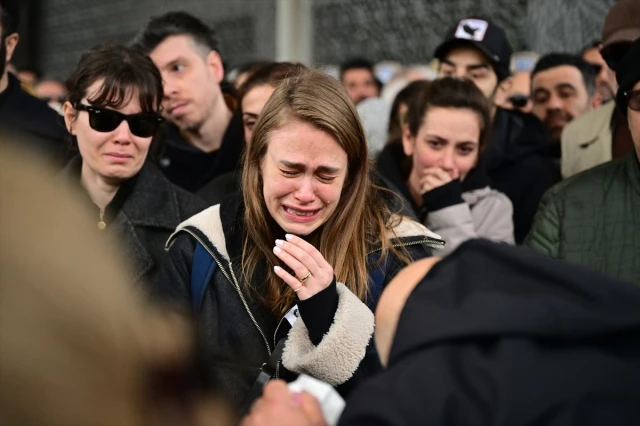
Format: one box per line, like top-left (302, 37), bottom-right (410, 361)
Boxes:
top-left (507, 94), bottom-right (530, 109)
top-left (624, 90), bottom-right (640, 112)
top-left (75, 104), bottom-right (163, 138)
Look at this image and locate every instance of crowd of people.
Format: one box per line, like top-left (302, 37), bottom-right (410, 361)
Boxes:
top-left (2, 0), bottom-right (640, 424)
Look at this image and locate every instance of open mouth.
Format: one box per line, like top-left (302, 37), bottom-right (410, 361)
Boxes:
top-left (282, 205), bottom-right (321, 222)
top-left (285, 206), bottom-right (318, 216)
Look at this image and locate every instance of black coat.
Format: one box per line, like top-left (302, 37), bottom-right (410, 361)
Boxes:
top-left (61, 157), bottom-right (207, 289)
top-left (0, 73), bottom-right (69, 166)
top-left (154, 110), bottom-right (245, 193)
top-left (338, 239), bottom-right (640, 426)
top-left (486, 108), bottom-right (561, 243)
top-left (154, 193), bottom-right (440, 411)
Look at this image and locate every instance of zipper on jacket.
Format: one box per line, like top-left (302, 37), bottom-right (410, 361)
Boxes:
top-left (180, 229), bottom-right (272, 357)
top-left (367, 236), bottom-right (445, 256)
top-left (229, 262), bottom-right (272, 356)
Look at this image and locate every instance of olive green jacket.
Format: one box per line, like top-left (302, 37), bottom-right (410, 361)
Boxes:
top-left (526, 152), bottom-right (640, 286)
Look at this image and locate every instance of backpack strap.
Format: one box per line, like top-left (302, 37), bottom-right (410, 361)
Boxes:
top-left (240, 336), bottom-right (287, 415)
top-left (367, 251), bottom-right (390, 310)
top-left (190, 241), bottom-right (217, 319)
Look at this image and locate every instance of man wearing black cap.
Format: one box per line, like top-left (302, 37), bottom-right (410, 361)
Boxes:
top-left (527, 37), bottom-right (640, 286)
top-left (433, 17), bottom-right (560, 243)
top-left (562, 0), bottom-right (640, 178)
top-left (0, 0), bottom-right (68, 165)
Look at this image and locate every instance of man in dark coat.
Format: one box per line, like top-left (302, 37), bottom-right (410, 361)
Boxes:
top-left (132, 12), bottom-right (244, 193)
top-left (242, 240), bottom-right (640, 426)
top-left (0, 0), bottom-right (68, 166)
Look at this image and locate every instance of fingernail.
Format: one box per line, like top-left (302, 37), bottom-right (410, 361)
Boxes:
top-left (274, 265), bottom-right (281, 272)
top-left (285, 234), bottom-right (294, 241)
top-left (273, 246), bottom-right (282, 253)
top-left (275, 239), bottom-right (284, 245)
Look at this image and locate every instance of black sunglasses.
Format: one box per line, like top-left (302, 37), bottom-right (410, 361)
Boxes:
top-left (624, 90), bottom-right (640, 112)
top-left (507, 94), bottom-right (530, 109)
top-left (75, 104), bottom-right (163, 138)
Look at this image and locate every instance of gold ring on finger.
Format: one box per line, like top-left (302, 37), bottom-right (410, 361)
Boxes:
top-left (298, 271), bottom-right (311, 283)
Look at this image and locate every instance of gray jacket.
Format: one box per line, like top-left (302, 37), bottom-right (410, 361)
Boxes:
top-left (425, 186), bottom-right (514, 256)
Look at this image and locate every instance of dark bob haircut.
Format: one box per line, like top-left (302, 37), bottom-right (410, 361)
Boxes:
top-left (66, 42), bottom-right (163, 114)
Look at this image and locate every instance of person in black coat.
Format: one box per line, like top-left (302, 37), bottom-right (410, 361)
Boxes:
top-left (243, 239), bottom-right (640, 426)
top-left (0, 1), bottom-right (68, 166)
top-left (59, 43), bottom-right (206, 290)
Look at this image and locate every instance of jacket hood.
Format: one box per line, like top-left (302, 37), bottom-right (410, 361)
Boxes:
top-left (389, 239), bottom-right (640, 365)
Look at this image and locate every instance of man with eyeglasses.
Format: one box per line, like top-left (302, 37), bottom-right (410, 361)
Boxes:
top-left (434, 17), bottom-right (559, 243)
top-left (526, 37), bottom-right (640, 286)
top-left (0, 0), bottom-right (68, 166)
top-left (561, 0), bottom-right (640, 179)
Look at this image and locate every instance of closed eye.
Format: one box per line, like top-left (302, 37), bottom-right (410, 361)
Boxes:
top-left (317, 175), bottom-right (336, 183)
top-left (281, 169), bottom-right (299, 177)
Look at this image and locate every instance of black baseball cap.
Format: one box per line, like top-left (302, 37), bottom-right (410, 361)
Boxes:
top-left (434, 18), bottom-right (513, 82)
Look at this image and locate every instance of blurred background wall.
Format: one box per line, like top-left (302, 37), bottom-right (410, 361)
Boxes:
top-left (17, 0), bottom-right (615, 80)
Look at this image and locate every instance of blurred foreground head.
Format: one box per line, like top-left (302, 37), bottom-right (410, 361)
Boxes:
top-left (0, 145), bottom-right (232, 426)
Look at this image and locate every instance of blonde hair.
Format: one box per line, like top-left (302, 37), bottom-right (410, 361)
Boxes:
top-left (241, 69), bottom-right (408, 316)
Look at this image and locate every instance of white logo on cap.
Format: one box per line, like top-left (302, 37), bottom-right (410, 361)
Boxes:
top-left (455, 19), bottom-right (489, 42)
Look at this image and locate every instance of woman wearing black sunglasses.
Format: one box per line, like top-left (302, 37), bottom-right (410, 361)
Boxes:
top-left (60, 43), bottom-right (206, 289)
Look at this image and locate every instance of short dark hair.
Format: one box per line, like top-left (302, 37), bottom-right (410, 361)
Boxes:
top-left (406, 77), bottom-right (491, 152)
top-left (66, 42), bottom-right (163, 114)
top-left (132, 11), bottom-right (220, 56)
top-left (339, 57), bottom-right (375, 80)
top-left (239, 62), bottom-right (307, 102)
top-left (0, 0), bottom-right (19, 39)
top-left (531, 53), bottom-right (599, 97)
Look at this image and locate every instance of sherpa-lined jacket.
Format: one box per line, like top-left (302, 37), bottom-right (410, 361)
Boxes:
top-left (153, 193), bottom-right (442, 409)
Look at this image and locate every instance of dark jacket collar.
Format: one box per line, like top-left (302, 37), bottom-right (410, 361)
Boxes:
top-left (61, 156), bottom-right (183, 230)
top-left (487, 108), bottom-right (553, 171)
top-left (0, 73), bottom-right (67, 142)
